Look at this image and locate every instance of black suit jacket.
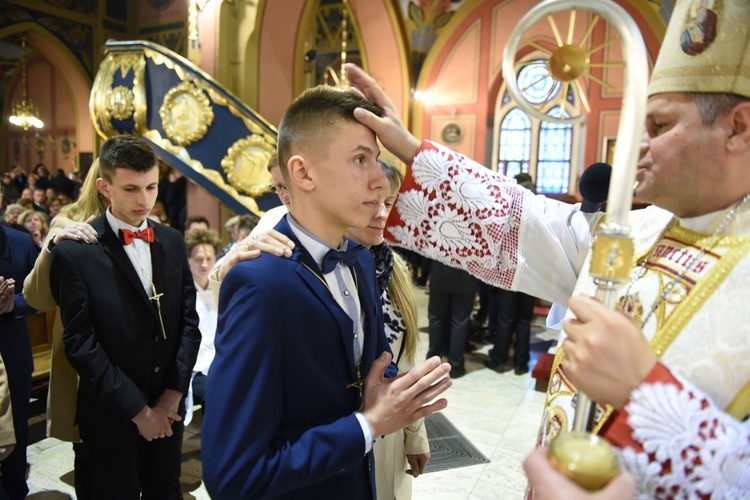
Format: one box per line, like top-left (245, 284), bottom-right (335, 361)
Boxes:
top-left (50, 214), bottom-right (201, 446)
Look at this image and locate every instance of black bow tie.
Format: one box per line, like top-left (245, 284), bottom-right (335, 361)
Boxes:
top-left (321, 244), bottom-right (365, 274)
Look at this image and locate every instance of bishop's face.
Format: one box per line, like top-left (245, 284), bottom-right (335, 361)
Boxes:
top-left (637, 93), bottom-right (732, 218)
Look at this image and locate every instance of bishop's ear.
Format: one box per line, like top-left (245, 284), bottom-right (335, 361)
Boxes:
top-left (727, 101), bottom-right (750, 153)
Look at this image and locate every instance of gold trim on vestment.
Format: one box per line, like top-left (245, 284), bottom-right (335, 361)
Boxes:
top-left (726, 381), bottom-right (750, 420)
top-left (650, 224), bottom-right (750, 357)
top-left (545, 221), bottom-right (750, 435)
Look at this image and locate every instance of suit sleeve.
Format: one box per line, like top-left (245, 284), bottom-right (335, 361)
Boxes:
top-left (50, 244), bottom-right (148, 419)
top-left (164, 238), bottom-right (200, 395)
top-left (2, 231), bottom-right (38, 322)
top-left (202, 263), bottom-right (366, 499)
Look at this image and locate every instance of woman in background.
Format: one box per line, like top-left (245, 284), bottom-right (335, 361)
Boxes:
top-left (18, 210), bottom-right (48, 250)
top-left (346, 160), bottom-right (430, 500)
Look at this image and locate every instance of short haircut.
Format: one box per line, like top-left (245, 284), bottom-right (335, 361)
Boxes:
top-left (98, 135), bottom-right (159, 182)
top-left (224, 215), bottom-right (240, 231)
top-left (277, 86), bottom-right (382, 177)
top-left (266, 152), bottom-right (280, 173)
top-left (687, 92), bottom-right (750, 125)
top-left (186, 214), bottom-right (210, 229)
top-left (236, 214), bottom-right (259, 238)
top-left (185, 228), bottom-right (220, 255)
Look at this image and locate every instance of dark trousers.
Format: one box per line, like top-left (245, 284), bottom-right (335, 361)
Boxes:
top-left (82, 420), bottom-right (184, 500)
top-left (427, 291), bottom-right (474, 370)
top-left (488, 289), bottom-right (535, 370)
top-left (0, 329), bottom-right (32, 500)
top-left (485, 285), bottom-right (502, 336)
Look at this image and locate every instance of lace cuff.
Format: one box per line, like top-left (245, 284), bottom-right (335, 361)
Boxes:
top-left (606, 362), bottom-right (750, 498)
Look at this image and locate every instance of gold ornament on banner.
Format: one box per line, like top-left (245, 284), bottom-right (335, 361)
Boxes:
top-left (106, 85), bottom-right (136, 121)
top-left (159, 80), bottom-right (214, 146)
top-left (221, 135), bottom-right (275, 197)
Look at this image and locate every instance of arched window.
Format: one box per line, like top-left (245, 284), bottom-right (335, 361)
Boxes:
top-left (537, 107), bottom-right (573, 194)
top-left (498, 108), bottom-right (531, 178)
top-left (493, 58), bottom-right (580, 195)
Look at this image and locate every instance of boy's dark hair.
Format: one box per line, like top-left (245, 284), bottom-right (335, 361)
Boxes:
top-left (99, 135), bottom-right (159, 182)
top-left (186, 214), bottom-right (210, 229)
top-left (277, 86), bottom-right (383, 178)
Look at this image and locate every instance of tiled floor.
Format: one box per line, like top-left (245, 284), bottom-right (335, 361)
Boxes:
top-left (26, 288), bottom-right (555, 499)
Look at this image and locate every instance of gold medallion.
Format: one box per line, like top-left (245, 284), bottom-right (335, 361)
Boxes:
top-left (159, 80), bottom-right (214, 146)
top-left (221, 135), bottom-right (275, 197)
top-left (106, 85), bottom-right (135, 121)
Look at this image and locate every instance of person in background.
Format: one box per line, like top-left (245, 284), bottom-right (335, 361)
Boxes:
top-left (33, 164), bottom-right (50, 192)
top-left (249, 152), bottom-right (292, 237)
top-left (46, 196), bottom-right (62, 219)
top-left (427, 261), bottom-right (477, 379)
top-left (2, 204), bottom-right (23, 228)
top-left (18, 210), bottom-right (48, 250)
top-left (351, 160), bottom-right (430, 500)
top-left (9, 166), bottom-right (26, 196)
top-left (216, 215), bottom-right (240, 259)
top-left (31, 188), bottom-right (48, 215)
top-left (0, 183), bottom-right (38, 499)
top-left (184, 214), bottom-right (210, 236)
top-left (485, 173), bottom-right (538, 376)
top-left (183, 228), bottom-right (220, 424)
top-left (1, 173), bottom-right (20, 205)
top-left (19, 188), bottom-right (32, 202)
top-left (23, 158), bottom-right (108, 499)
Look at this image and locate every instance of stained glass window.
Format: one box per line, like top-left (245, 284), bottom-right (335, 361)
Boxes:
top-left (494, 57), bottom-right (578, 194)
top-left (517, 61), bottom-right (560, 105)
top-left (537, 107), bottom-right (572, 194)
top-left (498, 108), bottom-right (531, 178)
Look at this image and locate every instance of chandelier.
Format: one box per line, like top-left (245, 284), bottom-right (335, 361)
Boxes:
top-left (9, 35), bottom-right (44, 130)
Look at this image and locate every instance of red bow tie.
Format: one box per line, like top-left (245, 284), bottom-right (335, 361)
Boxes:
top-left (120, 227), bottom-right (154, 245)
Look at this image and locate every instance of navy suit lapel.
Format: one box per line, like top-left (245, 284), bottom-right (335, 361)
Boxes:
top-left (275, 217), bottom-right (358, 377)
top-left (354, 252), bottom-right (379, 371)
top-left (96, 216), bottom-right (151, 306)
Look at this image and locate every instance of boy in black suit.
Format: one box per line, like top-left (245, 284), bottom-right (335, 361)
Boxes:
top-left (50, 136), bottom-right (200, 499)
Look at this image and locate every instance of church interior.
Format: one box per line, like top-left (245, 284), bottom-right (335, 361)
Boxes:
top-left (1, 0), bottom-right (676, 498)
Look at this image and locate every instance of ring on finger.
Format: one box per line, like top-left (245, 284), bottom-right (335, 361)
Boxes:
top-left (245, 243), bottom-right (251, 252)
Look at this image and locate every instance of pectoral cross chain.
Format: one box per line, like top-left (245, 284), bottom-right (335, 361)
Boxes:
top-left (149, 286), bottom-right (167, 340)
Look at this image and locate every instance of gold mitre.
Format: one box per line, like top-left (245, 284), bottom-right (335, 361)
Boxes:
top-left (648, 0), bottom-right (750, 98)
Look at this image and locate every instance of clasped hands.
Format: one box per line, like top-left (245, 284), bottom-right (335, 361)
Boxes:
top-left (131, 389), bottom-right (183, 442)
top-left (0, 277), bottom-right (15, 314)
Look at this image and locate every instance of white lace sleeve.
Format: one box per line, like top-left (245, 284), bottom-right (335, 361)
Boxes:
top-left (618, 377), bottom-right (750, 499)
top-left (387, 140), bottom-right (600, 304)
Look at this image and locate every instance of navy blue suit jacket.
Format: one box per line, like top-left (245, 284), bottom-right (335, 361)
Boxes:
top-left (0, 226), bottom-right (38, 378)
top-left (203, 216), bottom-right (395, 499)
